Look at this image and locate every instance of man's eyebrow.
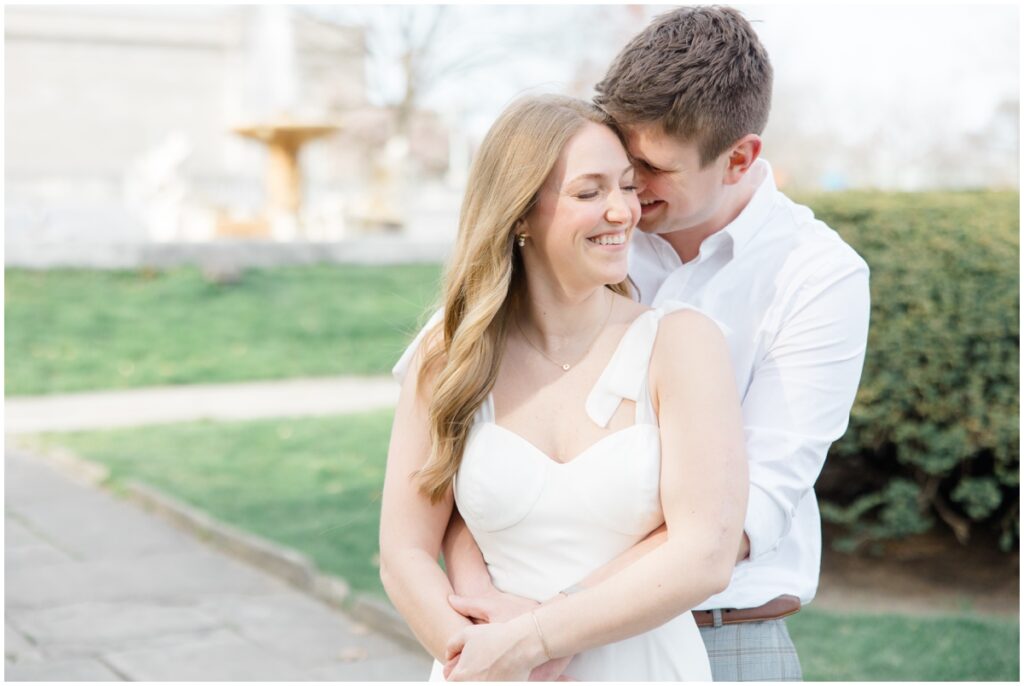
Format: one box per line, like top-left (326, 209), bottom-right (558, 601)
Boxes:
top-left (636, 158), bottom-right (664, 171)
top-left (566, 166), bottom-right (636, 184)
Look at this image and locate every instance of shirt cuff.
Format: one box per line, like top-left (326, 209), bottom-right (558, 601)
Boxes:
top-left (392, 308), bottom-right (444, 385)
top-left (744, 483), bottom-right (789, 561)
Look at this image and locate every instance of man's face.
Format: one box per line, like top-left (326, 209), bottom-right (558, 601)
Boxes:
top-left (624, 123), bottom-right (728, 236)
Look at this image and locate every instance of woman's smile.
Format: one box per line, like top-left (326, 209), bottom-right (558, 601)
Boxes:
top-left (585, 229), bottom-right (630, 249)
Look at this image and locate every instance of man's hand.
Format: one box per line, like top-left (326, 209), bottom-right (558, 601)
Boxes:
top-left (529, 656), bottom-right (575, 681)
top-left (448, 589), bottom-right (539, 624)
top-left (737, 532), bottom-right (751, 562)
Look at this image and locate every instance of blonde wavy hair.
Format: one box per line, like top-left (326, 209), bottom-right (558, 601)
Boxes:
top-left (416, 94), bottom-right (633, 503)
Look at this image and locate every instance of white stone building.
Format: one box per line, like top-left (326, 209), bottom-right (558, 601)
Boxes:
top-left (5, 6), bottom-right (454, 260)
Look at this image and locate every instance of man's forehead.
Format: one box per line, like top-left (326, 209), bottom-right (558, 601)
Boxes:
top-left (623, 124), bottom-right (696, 161)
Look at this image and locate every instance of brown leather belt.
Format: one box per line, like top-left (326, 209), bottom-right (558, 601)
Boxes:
top-left (693, 594), bottom-right (801, 628)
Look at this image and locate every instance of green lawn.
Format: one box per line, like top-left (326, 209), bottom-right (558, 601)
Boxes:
top-left (6, 264), bottom-right (442, 395)
top-left (41, 411), bottom-right (395, 594)
top-left (788, 608), bottom-right (1018, 681)
top-left (40, 412), bottom-right (1019, 682)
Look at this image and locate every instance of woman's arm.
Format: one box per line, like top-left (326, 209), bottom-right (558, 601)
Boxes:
top-left (379, 336), bottom-right (474, 661)
top-left (446, 310), bottom-right (748, 679)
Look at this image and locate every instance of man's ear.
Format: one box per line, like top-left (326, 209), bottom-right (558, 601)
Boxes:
top-left (723, 134), bottom-right (762, 185)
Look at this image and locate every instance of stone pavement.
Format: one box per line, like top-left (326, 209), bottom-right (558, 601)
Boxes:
top-left (5, 375), bottom-right (398, 434)
top-left (4, 448), bottom-right (432, 681)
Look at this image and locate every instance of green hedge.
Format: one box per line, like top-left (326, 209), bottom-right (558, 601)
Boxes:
top-left (801, 191), bottom-right (1019, 553)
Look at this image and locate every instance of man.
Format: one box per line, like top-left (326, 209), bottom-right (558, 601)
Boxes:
top-left (435, 6), bottom-right (870, 681)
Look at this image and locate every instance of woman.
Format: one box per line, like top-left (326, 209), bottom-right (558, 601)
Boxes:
top-left (379, 94), bottom-right (747, 680)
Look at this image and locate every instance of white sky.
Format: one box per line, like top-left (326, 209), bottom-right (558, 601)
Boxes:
top-left (335, 4), bottom-right (1019, 145)
top-left (747, 4), bottom-right (1019, 139)
top-left (354, 2), bottom-right (1020, 188)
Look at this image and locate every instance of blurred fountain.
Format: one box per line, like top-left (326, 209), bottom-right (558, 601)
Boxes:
top-left (225, 6), bottom-right (341, 241)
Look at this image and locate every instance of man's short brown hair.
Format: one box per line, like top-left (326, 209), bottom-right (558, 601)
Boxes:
top-left (594, 5), bottom-right (772, 167)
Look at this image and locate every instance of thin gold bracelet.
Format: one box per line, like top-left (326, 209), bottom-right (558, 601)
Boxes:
top-left (530, 611), bottom-right (552, 661)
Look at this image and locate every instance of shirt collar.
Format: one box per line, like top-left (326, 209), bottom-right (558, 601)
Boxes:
top-left (724, 157), bottom-right (777, 257)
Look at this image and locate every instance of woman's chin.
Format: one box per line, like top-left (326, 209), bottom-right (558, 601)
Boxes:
top-left (596, 265), bottom-right (630, 287)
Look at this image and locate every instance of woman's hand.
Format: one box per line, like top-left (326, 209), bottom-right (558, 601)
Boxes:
top-left (444, 614), bottom-right (546, 681)
top-left (444, 654), bottom-right (575, 681)
top-left (447, 591), bottom-right (575, 680)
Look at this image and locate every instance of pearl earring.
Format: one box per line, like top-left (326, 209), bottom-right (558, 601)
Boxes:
top-left (516, 234), bottom-right (527, 247)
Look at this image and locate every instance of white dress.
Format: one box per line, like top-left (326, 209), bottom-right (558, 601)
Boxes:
top-left (430, 303), bottom-right (713, 681)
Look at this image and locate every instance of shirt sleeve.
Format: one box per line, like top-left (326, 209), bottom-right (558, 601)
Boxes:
top-left (392, 308), bottom-right (445, 385)
top-left (742, 251), bottom-right (871, 561)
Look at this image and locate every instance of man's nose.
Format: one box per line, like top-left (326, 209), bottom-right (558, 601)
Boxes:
top-left (633, 166), bottom-right (651, 191)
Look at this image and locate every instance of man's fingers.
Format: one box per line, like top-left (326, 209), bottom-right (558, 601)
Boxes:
top-left (444, 629), bottom-right (466, 661)
top-left (529, 655), bottom-right (574, 681)
top-left (443, 656), bottom-right (459, 679)
top-left (449, 594), bottom-right (490, 622)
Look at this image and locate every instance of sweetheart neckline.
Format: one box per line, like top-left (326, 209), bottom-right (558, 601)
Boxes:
top-left (478, 422), bottom-right (658, 468)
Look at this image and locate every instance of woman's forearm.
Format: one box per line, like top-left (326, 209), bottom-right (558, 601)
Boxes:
top-left (442, 533), bottom-right (736, 681)
top-left (535, 533), bottom-right (734, 659)
top-left (381, 547), bottom-right (474, 661)
top-left (573, 523), bottom-right (667, 590)
top-left (571, 525), bottom-right (749, 591)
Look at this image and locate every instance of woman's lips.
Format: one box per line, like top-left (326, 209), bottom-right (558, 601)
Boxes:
top-left (586, 230), bottom-right (629, 249)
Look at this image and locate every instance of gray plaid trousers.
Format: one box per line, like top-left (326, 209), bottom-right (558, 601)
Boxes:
top-left (698, 617), bottom-right (803, 681)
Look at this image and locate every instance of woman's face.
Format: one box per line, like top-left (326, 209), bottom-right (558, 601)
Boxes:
top-left (522, 122), bottom-right (640, 293)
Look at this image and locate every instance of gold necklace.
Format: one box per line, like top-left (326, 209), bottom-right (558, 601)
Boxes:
top-left (515, 292), bottom-right (615, 371)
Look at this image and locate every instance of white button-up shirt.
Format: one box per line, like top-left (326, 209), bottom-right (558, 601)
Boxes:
top-left (631, 159), bottom-right (870, 610)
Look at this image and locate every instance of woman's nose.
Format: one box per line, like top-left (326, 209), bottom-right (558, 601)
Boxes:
top-left (606, 189), bottom-right (633, 224)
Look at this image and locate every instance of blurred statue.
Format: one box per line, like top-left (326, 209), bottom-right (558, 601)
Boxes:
top-left (123, 132), bottom-right (215, 242)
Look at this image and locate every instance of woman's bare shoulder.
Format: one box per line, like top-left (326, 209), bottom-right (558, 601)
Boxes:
top-left (650, 307), bottom-right (730, 380)
top-left (402, 319), bottom-right (447, 397)
top-left (660, 307), bottom-right (725, 342)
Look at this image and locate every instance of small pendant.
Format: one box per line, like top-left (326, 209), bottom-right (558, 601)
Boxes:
top-left (562, 363), bottom-right (571, 371)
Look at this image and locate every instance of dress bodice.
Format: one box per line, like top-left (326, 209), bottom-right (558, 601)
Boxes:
top-left (453, 301), bottom-right (703, 602)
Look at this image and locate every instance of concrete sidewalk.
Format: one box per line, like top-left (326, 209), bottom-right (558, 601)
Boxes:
top-left (5, 375), bottom-right (399, 433)
top-left (4, 448), bottom-right (432, 681)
